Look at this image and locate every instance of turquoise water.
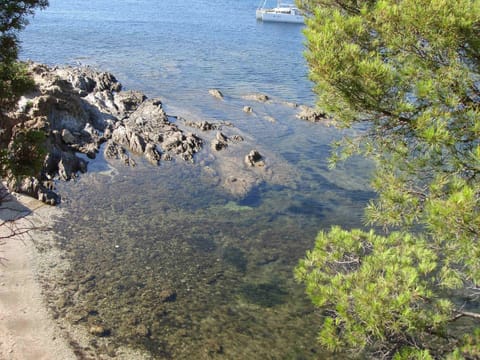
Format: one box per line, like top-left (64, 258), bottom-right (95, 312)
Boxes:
top-left (21, 1), bottom-right (374, 358)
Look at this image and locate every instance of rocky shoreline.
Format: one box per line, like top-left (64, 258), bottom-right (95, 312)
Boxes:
top-left (2, 63), bottom-right (338, 359)
top-left (7, 63), bottom-right (331, 204)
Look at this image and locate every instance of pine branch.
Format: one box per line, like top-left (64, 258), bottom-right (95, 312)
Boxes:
top-left (456, 310), bottom-right (480, 320)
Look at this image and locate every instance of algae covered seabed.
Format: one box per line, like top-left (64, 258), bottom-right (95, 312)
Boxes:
top-left (45, 99), bottom-right (374, 359)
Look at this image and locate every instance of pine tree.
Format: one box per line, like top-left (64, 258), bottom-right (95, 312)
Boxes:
top-left (0, 0), bottom-right (49, 179)
top-left (295, 0), bottom-right (480, 358)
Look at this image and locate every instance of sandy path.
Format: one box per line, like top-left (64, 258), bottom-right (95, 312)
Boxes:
top-left (0, 194), bottom-right (76, 360)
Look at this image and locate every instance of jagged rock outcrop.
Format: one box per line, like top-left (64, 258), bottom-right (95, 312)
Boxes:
top-left (7, 63), bottom-right (301, 203)
top-left (7, 63), bottom-right (204, 203)
top-left (5, 176), bottom-right (59, 206)
top-left (296, 105), bottom-right (335, 125)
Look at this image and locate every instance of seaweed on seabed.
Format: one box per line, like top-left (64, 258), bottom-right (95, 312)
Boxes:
top-left (187, 234), bottom-right (217, 253)
top-left (222, 246), bottom-right (248, 273)
top-left (239, 280), bottom-right (288, 307)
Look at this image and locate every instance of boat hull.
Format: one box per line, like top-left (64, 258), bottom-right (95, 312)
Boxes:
top-left (256, 9), bottom-right (304, 24)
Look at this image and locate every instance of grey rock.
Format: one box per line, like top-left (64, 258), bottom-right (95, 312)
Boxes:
top-left (216, 132), bottom-right (228, 142)
top-left (242, 93), bottom-right (269, 102)
top-left (81, 143), bottom-right (98, 159)
top-left (57, 153), bottom-right (87, 181)
top-left (209, 89), bottom-right (224, 100)
top-left (245, 150), bottom-right (265, 167)
top-left (230, 135), bottom-right (244, 142)
top-left (144, 143), bottom-right (161, 165)
top-left (104, 140), bottom-right (135, 166)
top-left (296, 105), bottom-right (329, 123)
top-left (6, 176), bottom-right (60, 205)
top-left (10, 63), bottom-right (295, 205)
top-left (114, 90), bottom-right (147, 114)
top-left (211, 139), bottom-right (227, 151)
top-left (184, 120), bottom-right (226, 131)
top-left (61, 128), bottom-right (76, 144)
top-left (129, 133), bottom-right (146, 154)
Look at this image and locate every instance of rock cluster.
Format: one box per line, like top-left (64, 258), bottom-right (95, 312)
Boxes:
top-left (7, 63), bottom-right (204, 203)
top-left (183, 119), bottom-right (227, 131)
top-left (6, 63), bottom-right (313, 204)
top-left (106, 98), bottom-right (202, 165)
top-left (296, 105), bottom-right (333, 124)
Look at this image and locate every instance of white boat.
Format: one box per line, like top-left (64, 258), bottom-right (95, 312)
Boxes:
top-left (256, 1), bottom-right (304, 24)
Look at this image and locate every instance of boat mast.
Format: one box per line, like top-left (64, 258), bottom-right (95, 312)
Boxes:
top-left (258, 0), bottom-right (268, 9)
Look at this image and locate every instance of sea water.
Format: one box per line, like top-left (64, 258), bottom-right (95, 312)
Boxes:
top-left (20, 1), bottom-right (373, 358)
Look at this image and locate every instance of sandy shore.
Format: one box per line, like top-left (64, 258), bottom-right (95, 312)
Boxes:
top-left (0, 191), bottom-right (154, 360)
top-left (0, 193), bottom-right (76, 360)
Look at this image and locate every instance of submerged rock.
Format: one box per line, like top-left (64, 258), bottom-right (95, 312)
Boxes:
top-left (208, 88), bottom-right (224, 100)
top-left (184, 119), bottom-right (231, 131)
top-left (135, 324), bottom-right (150, 337)
top-left (245, 150), bottom-right (264, 167)
top-left (242, 93), bottom-right (269, 102)
top-left (159, 289), bottom-right (177, 302)
top-left (89, 325), bottom-right (110, 337)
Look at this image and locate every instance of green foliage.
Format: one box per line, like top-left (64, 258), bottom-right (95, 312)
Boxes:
top-left (1, 0), bottom-right (49, 106)
top-left (0, 1), bottom-right (49, 47)
top-left (446, 328), bottom-right (480, 359)
top-left (295, 227), bottom-right (447, 356)
top-left (296, 0), bottom-right (480, 357)
top-left (0, 60), bottom-right (35, 111)
top-left (0, 128), bottom-right (46, 179)
top-left (0, 1), bottom-right (49, 178)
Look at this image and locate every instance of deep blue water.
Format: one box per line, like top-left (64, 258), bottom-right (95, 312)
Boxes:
top-left (20, 1), bottom-right (373, 358)
top-left (21, 0), bottom-right (314, 108)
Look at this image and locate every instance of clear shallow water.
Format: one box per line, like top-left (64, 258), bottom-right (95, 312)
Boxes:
top-left (21, 1), bottom-right (373, 358)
